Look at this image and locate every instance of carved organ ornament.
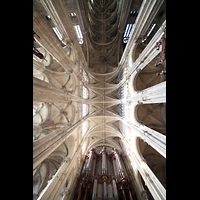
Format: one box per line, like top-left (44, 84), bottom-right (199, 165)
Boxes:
top-left (74, 147), bottom-right (137, 200)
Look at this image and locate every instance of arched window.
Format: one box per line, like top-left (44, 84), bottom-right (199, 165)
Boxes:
top-left (83, 86), bottom-right (89, 117)
top-left (33, 143), bottom-right (68, 198)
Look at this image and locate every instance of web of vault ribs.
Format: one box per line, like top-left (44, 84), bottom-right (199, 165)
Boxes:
top-left (87, 0), bottom-right (121, 74)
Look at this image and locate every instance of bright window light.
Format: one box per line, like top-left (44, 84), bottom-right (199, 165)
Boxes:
top-left (82, 121), bottom-right (88, 137)
top-left (142, 23), bottom-right (156, 42)
top-left (74, 25), bottom-right (83, 44)
top-left (52, 27), bottom-right (62, 41)
top-left (83, 69), bottom-right (88, 82)
top-left (123, 24), bottom-right (134, 43)
top-left (126, 24), bottom-right (132, 37)
top-left (123, 24), bottom-right (129, 37)
top-left (83, 86), bottom-right (88, 99)
top-left (82, 141), bottom-right (86, 154)
top-left (82, 104), bottom-right (88, 117)
top-left (70, 12), bottom-right (76, 17)
top-left (121, 122), bottom-right (126, 136)
top-left (147, 23), bottom-right (156, 37)
top-left (82, 86), bottom-right (88, 117)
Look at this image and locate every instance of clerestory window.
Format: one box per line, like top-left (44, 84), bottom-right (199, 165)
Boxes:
top-left (123, 24), bottom-right (134, 43)
top-left (74, 25), bottom-right (83, 44)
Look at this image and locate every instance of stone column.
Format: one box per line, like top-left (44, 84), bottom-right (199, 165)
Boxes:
top-left (120, 20), bottom-right (166, 88)
top-left (33, 114), bottom-right (91, 169)
top-left (40, 0), bottom-right (85, 63)
top-left (33, 77), bottom-right (70, 103)
top-left (33, 5), bottom-right (73, 74)
top-left (140, 81), bottom-right (166, 104)
top-left (38, 155), bottom-right (75, 200)
top-left (120, 0), bottom-right (165, 68)
top-left (33, 59), bottom-right (46, 73)
top-left (33, 77), bottom-right (87, 104)
top-left (139, 161), bottom-right (166, 200)
top-left (34, 1), bottom-right (89, 89)
top-left (40, 0), bottom-right (71, 44)
top-left (133, 119), bottom-right (166, 158)
top-left (130, 81), bottom-right (166, 104)
top-left (127, 102), bottom-right (166, 158)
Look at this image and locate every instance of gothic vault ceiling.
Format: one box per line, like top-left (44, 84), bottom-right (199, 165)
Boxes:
top-left (33, 0), bottom-right (166, 158)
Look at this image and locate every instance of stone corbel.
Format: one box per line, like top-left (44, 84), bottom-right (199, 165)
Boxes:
top-left (63, 45), bottom-right (71, 56)
top-left (135, 34), bottom-right (145, 44)
top-left (64, 188), bottom-right (71, 195)
top-left (141, 190), bottom-right (149, 200)
top-left (64, 157), bottom-right (71, 163)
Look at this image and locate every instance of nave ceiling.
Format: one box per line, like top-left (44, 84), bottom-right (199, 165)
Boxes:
top-left (33, 0), bottom-right (166, 163)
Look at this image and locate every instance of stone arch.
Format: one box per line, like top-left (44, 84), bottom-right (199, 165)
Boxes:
top-left (65, 135), bottom-right (75, 158)
top-left (33, 145), bottom-right (66, 198)
top-left (133, 55), bottom-right (166, 92)
top-left (135, 137), bottom-right (145, 161)
top-left (45, 56), bottom-right (66, 72)
top-left (135, 103), bottom-right (166, 135)
top-left (43, 69), bottom-right (76, 93)
top-left (137, 171), bottom-right (154, 200)
top-left (135, 170), bottom-right (144, 193)
top-left (132, 43), bottom-right (146, 63)
top-left (33, 102), bottom-right (49, 126)
top-left (137, 138), bottom-right (166, 189)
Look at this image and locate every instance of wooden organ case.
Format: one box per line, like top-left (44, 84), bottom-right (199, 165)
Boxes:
top-left (73, 147), bottom-right (137, 200)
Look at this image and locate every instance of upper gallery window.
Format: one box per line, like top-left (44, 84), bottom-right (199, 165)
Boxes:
top-left (123, 24), bottom-right (134, 43)
top-left (74, 25), bottom-right (83, 44)
top-left (142, 23), bottom-right (156, 42)
top-left (52, 27), bottom-right (66, 45)
top-left (70, 12), bottom-right (76, 17)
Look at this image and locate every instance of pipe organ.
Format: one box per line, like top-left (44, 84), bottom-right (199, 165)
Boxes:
top-left (74, 147), bottom-right (137, 200)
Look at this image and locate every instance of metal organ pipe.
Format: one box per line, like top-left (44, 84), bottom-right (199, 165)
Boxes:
top-left (112, 179), bottom-right (118, 200)
top-left (113, 159), bottom-right (119, 182)
top-left (103, 181), bottom-right (107, 200)
top-left (102, 153), bottom-right (107, 175)
top-left (113, 149), bottom-right (126, 178)
top-left (101, 146), bottom-right (107, 175)
top-left (92, 178), bottom-right (97, 200)
top-left (85, 148), bottom-right (95, 177)
top-left (74, 147), bottom-right (136, 200)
